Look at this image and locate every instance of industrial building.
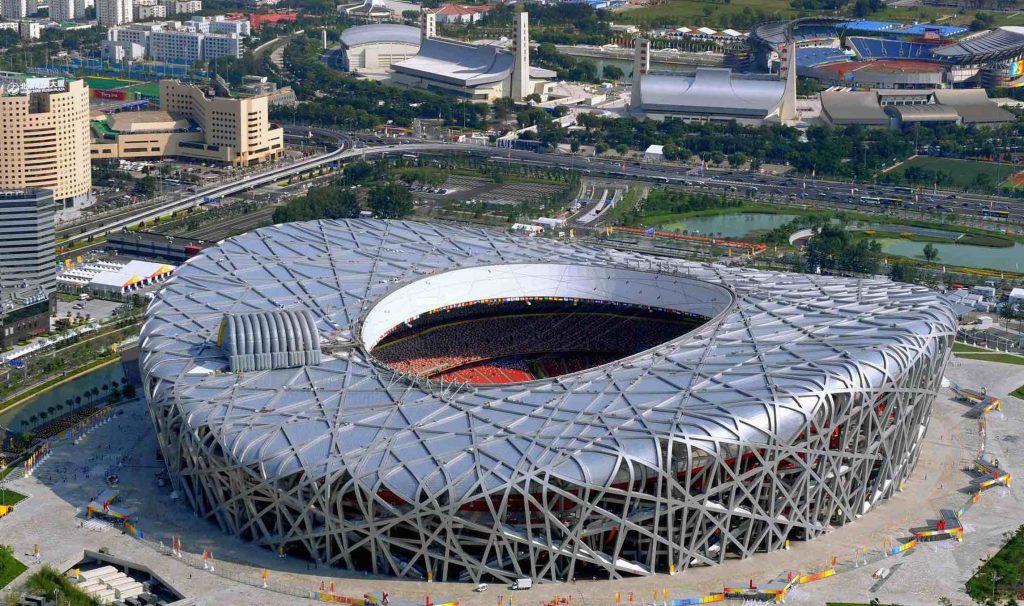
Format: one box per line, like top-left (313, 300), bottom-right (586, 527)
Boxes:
top-left (338, 24), bottom-right (420, 72)
top-left (141, 219), bottom-right (956, 583)
top-left (0, 77), bottom-right (92, 211)
top-left (391, 11), bottom-right (554, 101)
top-left (819, 87), bottom-right (1015, 127)
top-left (91, 80), bottom-right (284, 166)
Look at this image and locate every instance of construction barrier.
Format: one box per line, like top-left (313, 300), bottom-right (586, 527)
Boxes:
top-left (315, 593), bottom-right (365, 605)
top-left (671, 594), bottom-right (725, 605)
top-left (797, 569), bottom-right (834, 584)
top-left (886, 539), bottom-right (917, 556)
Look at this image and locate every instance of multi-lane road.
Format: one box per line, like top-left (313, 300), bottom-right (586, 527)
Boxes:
top-left (58, 132), bottom-right (1023, 248)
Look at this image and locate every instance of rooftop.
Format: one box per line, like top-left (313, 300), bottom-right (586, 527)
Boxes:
top-left (107, 110), bottom-right (190, 133)
top-left (339, 23), bottom-right (421, 48)
top-left (392, 37), bottom-right (513, 86)
top-left (638, 67), bottom-right (785, 118)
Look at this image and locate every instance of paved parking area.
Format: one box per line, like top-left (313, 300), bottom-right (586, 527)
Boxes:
top-left (0, 356), bottom-right (1022, 605)
top-left (54, 298), bottom-right (121, 325)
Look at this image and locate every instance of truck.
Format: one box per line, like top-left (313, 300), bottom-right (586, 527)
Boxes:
top-left (510, 579), bottom-right (532, 591)
top-left (79, 293), bottom-right (91, 301)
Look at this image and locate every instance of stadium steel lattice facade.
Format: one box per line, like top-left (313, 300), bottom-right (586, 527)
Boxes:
top-left (140, 219), bottom-right (957, 583)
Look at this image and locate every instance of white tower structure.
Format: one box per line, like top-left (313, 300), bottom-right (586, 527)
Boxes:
top-left (768, 41), bottom-right (799, 124)
top-left (511, 11), bottom-right (530, 101)
top-left (420, 9), bottom-right (435, 41)
top-left (631, 37), bottom-right (650, 109)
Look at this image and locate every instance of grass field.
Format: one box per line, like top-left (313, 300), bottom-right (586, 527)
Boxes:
top-left (82, 76), bottom-right (138, 91)
top-left (123, 82), bottom-right (160, 97)
top-left (886, 156), bottom-right (1017, 190)
top-left (954, 341), bottom-right (992, 353)
top-left (955, 352), bottom-right (1024, 365)
top-left (613, 0), bottom-right (794, 25)
top-left (1012, 384), bottom-right (1024, 400)
top-left (967, 525), bottom-right (1024, 601)
top-left (0, 489), bottom-right (25, 506)
top-left (0, 547), bottom-right (27, 590)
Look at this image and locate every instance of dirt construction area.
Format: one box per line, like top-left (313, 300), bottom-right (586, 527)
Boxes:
top-left (1, 355), bottom-right (1022, 605)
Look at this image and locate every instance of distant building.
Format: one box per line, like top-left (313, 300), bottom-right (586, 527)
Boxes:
top-left (433, 3), bottom-right (490, 25)
top-left (50, 0), bottom-right (75, 22)
top-left (392, 11), bottom-right (554, 101)
top-left (91, 80), bottom-right (285, 166)
top-left (0, 189), bottom-right (55, 295)
top-left (17, 19), bottom-right (39, 38)
top-left (109, 19), bottom-right (243, 63)
top-left (819, 88), bottom-right (1015, 127)
top-left (0, 77), bottom-right (92, 211)
top-left (246, 10), bottom-right (295, 31)
top-left (135, 0), bottom-right (167, 20)
top-left (185, 14), bottom-right (250, 35)
top-left (96, 0), bottom-right (132, 26)
top-left (160, 0), bottom-right (200, 15)
top-left (339, 24), bottom-right (420, 72)
top-left (1, 0), bottom-right (28, 20)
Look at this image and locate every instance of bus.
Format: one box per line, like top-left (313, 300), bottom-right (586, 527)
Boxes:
top-left (892, 186), bottom-right (915, 195)
top-left (980, 208), bottom-right (1010, 218)
top-left (859, 196), bottom-right (881, 206)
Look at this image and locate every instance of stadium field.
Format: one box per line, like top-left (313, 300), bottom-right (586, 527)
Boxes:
top-left (887, 156), bottom-right (1016, 189)
top-left (82, 76), bottom-right (138, 90)
top-left (123, 82), bottom-right (160, 97)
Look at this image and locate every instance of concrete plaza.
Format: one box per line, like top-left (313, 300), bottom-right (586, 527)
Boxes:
top-left (0, 354), bottom-right (1021, 605)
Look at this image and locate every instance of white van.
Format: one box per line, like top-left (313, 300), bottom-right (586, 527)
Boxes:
top-left (510, 579), bottom-right (532, 591)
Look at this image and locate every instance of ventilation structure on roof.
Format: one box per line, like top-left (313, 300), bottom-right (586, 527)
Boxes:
top-left (217, 310), bottom-right (321, 372)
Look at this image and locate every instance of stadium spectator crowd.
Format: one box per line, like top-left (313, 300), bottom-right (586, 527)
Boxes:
top-left (373, 302), bottom-right (705, 381)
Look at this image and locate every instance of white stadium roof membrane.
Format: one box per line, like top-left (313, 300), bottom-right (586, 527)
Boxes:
top-left (141, 219), bottom-right (957, 582)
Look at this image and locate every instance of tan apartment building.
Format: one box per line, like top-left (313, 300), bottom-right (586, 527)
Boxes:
top-left (92, 80), bottom-right (285, 166)
top-left (0, 78), bottom-right (92, 210)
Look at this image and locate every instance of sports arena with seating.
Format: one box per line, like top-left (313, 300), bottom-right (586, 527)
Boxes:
top-left (141, 219), bottom-right (957, 583)
top-left (751, 18), bottom-right (1024, 89)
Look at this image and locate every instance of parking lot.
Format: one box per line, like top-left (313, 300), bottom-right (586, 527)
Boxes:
top-left (420, 175), bottom-right (568, 206)
top-left (54, 297), bottom-right (122, 325)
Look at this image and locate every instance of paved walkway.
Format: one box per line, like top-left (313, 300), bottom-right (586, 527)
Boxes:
top-left (0, 356), bottom-right (1021, 605)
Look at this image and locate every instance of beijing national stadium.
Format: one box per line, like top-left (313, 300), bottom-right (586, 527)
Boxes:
top-left (140, 219), bottom-right (957, 583)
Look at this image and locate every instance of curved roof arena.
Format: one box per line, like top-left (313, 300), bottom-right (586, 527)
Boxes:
top-left (142, 219), bottom-right (957, 503)
top-left (392, 38), bottom-right (513, 86)
top-left (339, 23), bottom-right (421, 48)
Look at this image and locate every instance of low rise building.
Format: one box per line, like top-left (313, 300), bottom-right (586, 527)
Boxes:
top-left (433, 3), bottom-right (490, 25)
top-left (91, 80), bottom-right (285, 166)
top-left (820, 88), bottom-right (1015, 127)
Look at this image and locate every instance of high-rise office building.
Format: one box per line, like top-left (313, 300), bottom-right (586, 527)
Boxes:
top-left (96, 0), bottom-right (132, 26)
top-left (0, 189), bottom-right (55, 294)
top-left (0, 78), bottom-right (92, 210)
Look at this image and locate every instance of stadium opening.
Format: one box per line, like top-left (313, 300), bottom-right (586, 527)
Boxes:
top-left (364, 264), bottom-right (722, 384)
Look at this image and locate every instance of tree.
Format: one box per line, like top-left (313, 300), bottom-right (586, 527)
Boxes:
top-left (602, 64), bottom-right (624, 81)
top-left (570, 138), bottom-right (581, 154)
top-left (367, 183), bottom-right (413, 219)
top-left (923, 243), bottom-right (939, 262)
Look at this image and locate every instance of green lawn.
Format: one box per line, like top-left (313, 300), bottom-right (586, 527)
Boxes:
top-left (0, 490), bottom-right (25, 506)
top-left (81, 76), bottom-right (137, 91)
top-left (21, 566), bottom-right (99, 606)
top-left (123, 82), bottom-right (160, 98)
top-left (956, 352), bottom-right (1024, 365)
top-left (614, 0), bottom-right (794, 26)
top-left (886, 156), bottom-right (1017, 190)
top-left (954, 341), bottom-right (993, 353)
top-left (0, 547), bottom-right (27, 590)
top-left (967, 525), bottom-right (1024, 601)
top-left (1011, 384), bottom-right (1024, 400)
